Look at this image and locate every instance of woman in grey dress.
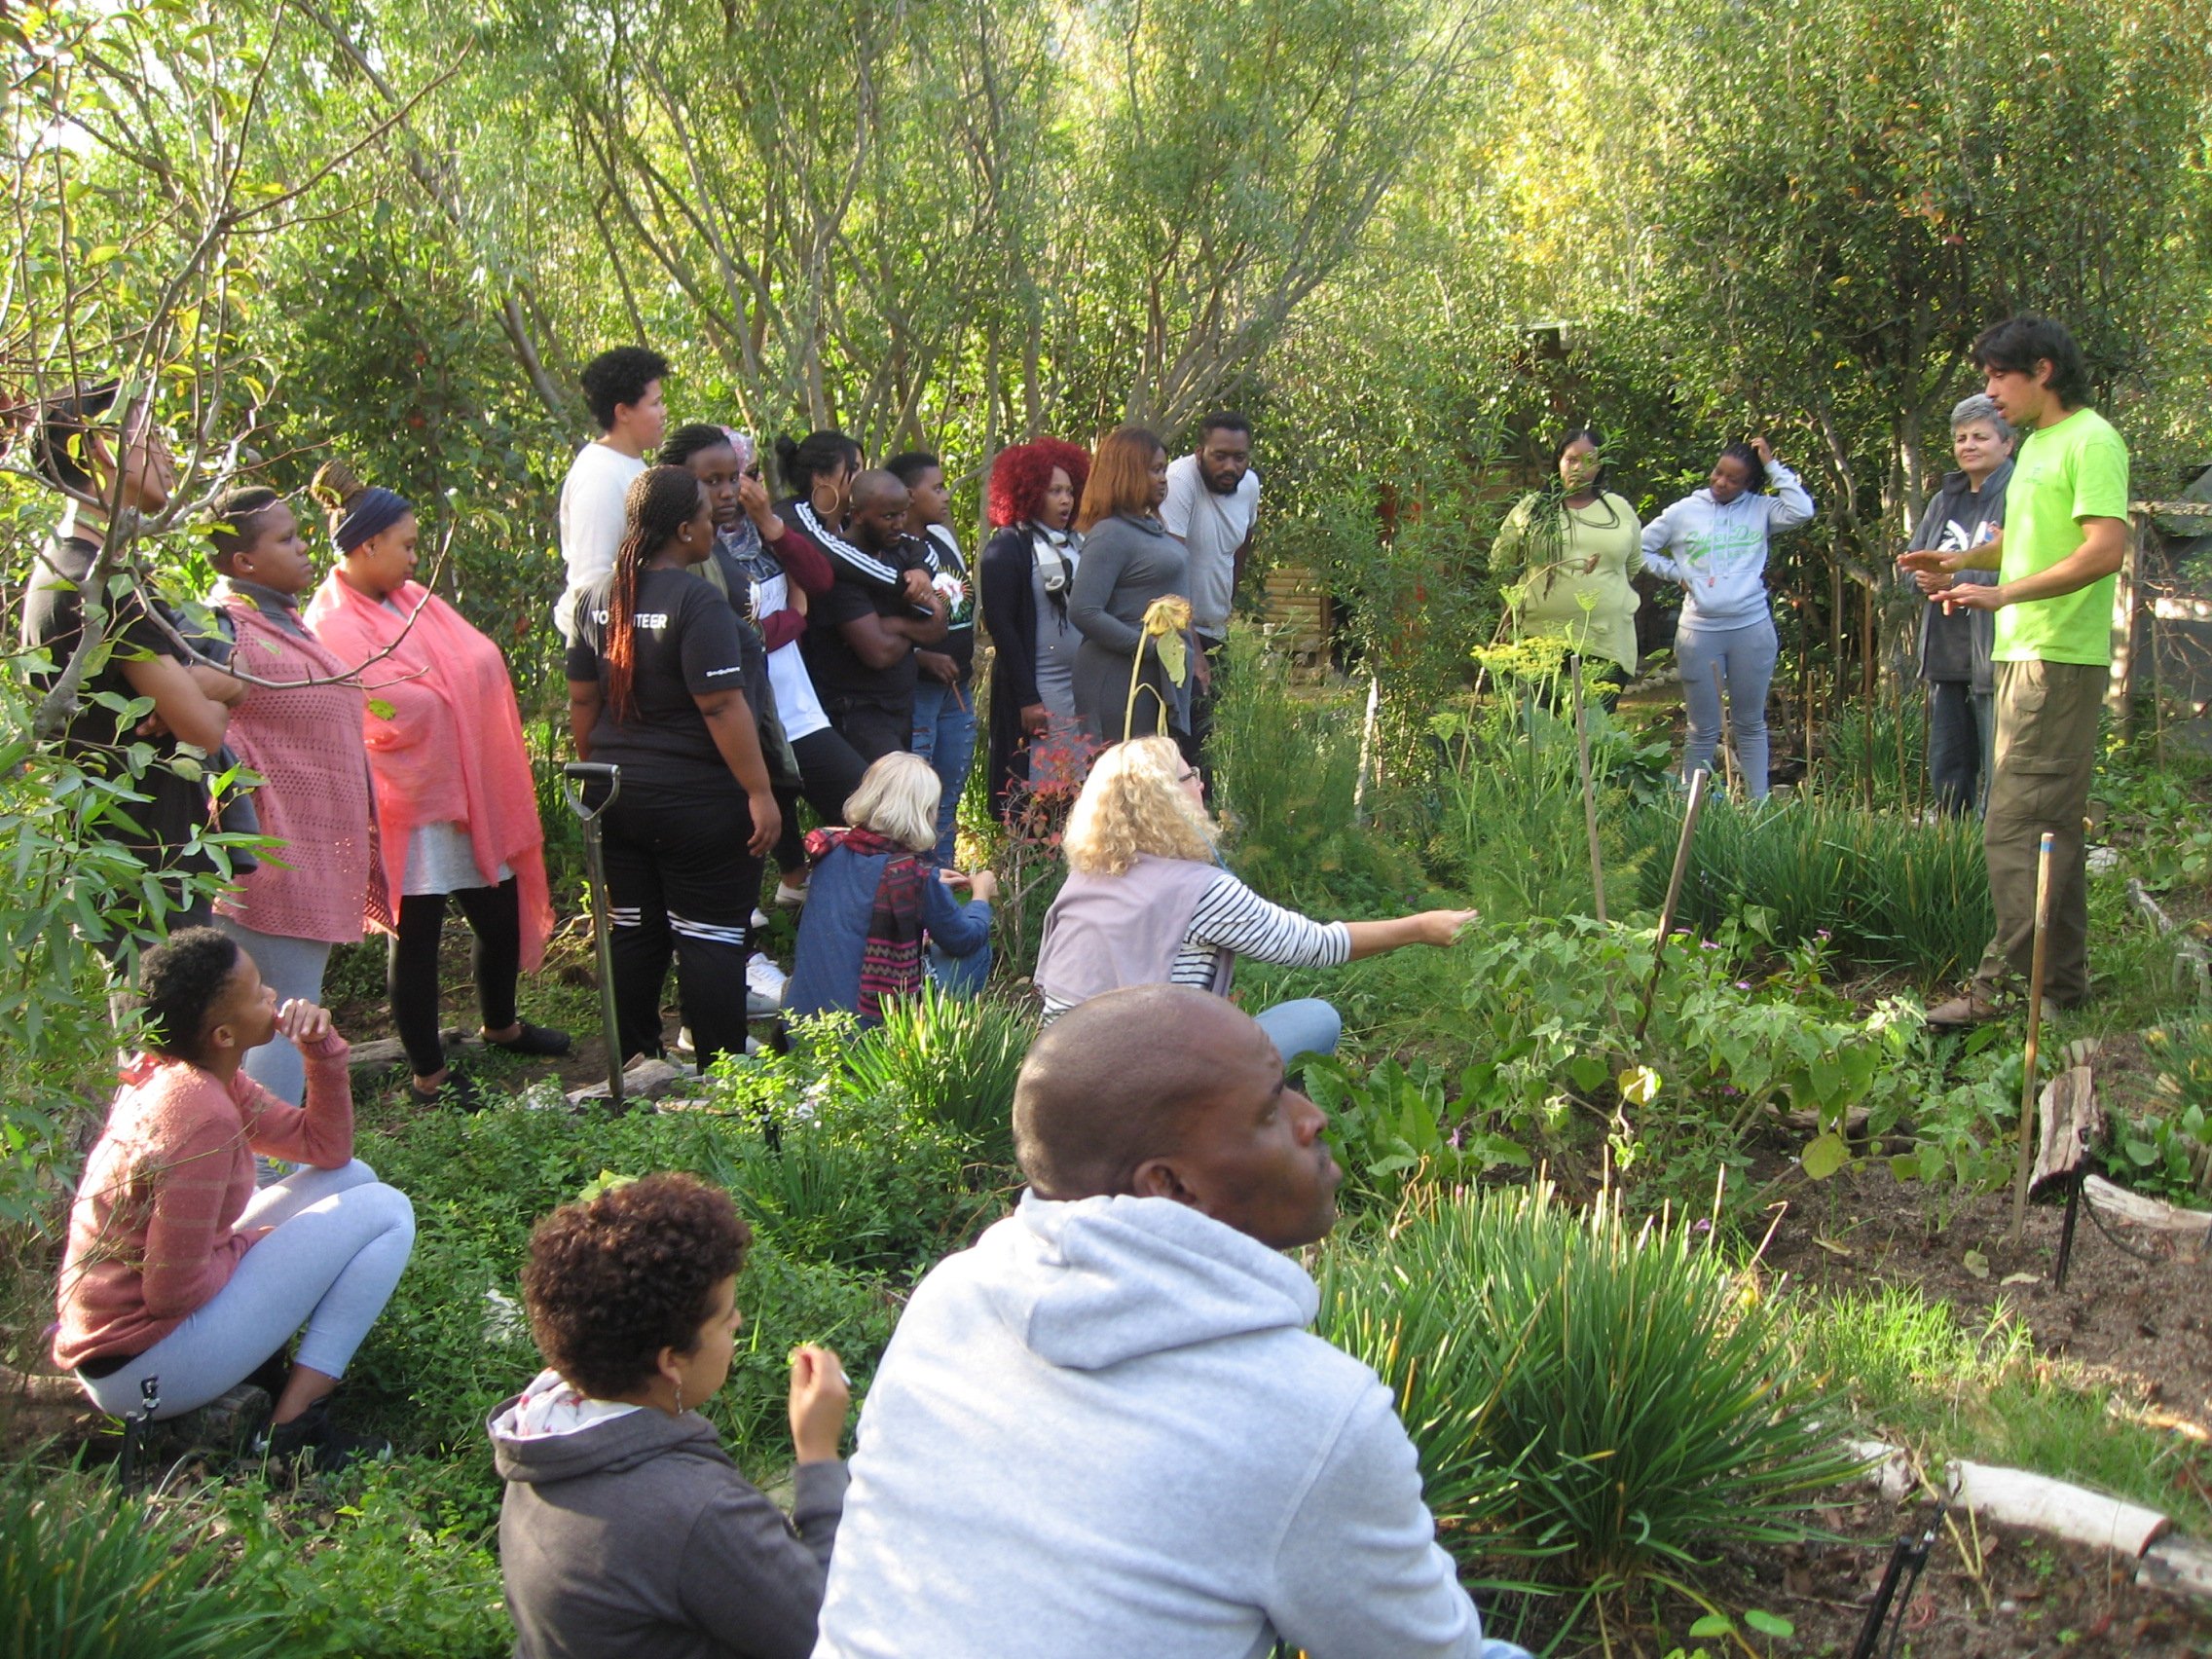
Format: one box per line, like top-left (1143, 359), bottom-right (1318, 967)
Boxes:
top-left (1069, 424), bottom-right (1187, 745)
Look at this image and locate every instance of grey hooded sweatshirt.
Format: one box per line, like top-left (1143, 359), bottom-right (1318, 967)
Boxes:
top-left (492, 1370), bottom-right (848, 1659)
top-left (812, 1192), bottom-right (1530, 1659)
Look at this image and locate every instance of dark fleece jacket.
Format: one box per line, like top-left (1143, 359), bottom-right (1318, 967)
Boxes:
top-left (492, 1382), bottom-right (847, 1659)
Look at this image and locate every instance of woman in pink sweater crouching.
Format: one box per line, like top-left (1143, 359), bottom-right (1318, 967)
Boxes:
top-left (54, 929), bottom-right (413, 1469)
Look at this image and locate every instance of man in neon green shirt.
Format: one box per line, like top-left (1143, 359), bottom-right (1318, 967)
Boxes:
top-left (1900, 315), bottom-right (2130, 1024)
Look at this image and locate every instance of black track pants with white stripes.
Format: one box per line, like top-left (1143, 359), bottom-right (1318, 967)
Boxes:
top-left (598, 777), bottom-right (763, 1067)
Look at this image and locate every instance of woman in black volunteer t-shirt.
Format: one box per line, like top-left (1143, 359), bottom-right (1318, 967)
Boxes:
top-left (565, 466), bottom-right (782, 1067)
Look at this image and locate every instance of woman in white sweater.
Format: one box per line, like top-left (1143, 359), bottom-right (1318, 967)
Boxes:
top-left (1640, 435), bottom-right (1815, 797)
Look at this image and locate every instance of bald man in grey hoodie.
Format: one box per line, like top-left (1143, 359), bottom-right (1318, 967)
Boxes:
top-left (811, 985), bottom-right (1530, 1659)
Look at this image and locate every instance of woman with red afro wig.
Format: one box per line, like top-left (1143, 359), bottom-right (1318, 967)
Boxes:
top-left (979, 437), bottom-right (1092, 818)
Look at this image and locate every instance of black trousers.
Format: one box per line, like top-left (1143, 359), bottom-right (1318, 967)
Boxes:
top-left (388, 878), bottom-right (521, 1076)
top-left (825, 694), bottom-right (914, 767)
top-left (775, 724), bottom-right (871, 873)
top-left (600, 778), bottom-right (763, 1067)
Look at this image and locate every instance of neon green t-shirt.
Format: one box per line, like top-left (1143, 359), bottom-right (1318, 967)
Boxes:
top-left (1992, 407), bottom-right (2130, 665)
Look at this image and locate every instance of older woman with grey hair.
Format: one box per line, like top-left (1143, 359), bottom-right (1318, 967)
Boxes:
top-left (1903, 392), bottom-right (2015, 816)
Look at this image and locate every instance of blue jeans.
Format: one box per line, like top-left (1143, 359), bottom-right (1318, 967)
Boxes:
top-left (1254, 998), bottom-right (1342, 1065)
top-left (1677, 616), bottom-right (1778, 797)
top-left (910, 678), bottom-right (977, 869)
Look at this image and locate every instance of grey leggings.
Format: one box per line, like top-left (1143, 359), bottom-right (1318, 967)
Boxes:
top-left (78, 1161), bottom-right (415, 1421)
top-left (1677, 616), bottom-right (1778, 798)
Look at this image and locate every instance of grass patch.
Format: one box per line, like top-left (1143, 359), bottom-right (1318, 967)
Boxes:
top-left (1788, 1283), bottom-right (2212, 1536)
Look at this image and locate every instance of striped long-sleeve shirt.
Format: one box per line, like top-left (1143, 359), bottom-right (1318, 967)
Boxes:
top-left (1041, 870), bottom-right (1350, 1020)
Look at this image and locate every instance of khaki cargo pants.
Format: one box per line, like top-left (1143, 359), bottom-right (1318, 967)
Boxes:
top-left (1972, 658), bottom-right (2108, 1006)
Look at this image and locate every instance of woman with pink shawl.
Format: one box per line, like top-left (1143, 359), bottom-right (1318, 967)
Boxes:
top-left (302, 462), bottom-right (564, 1110)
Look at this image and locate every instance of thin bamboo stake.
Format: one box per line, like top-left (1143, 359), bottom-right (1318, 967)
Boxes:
top-left (1636, 767), bottom-right (1711, 1044)
top-left (1571, 658), bottom-right (1606, 925)
top-left (2009, 830), bottom-right (2057, 1244)
top-left (1713, 661), bottom-right (1739, 800)
top-left (1353, 673), bottom-right (1381, 823)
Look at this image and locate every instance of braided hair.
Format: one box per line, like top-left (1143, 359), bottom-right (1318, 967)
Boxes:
top-left (1716, 440), bottom-right (1768, 495)
top-left (605, 465), bottom-right (706, 721)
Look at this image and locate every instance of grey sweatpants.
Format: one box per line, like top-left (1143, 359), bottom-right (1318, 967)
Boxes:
top-left (1677, 616), bottom-right (1778, 797)
top-left (78, 1160), bottom-right (414, 1421)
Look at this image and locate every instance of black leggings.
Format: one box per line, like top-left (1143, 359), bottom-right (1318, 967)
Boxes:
top-left (775, 725), bottom-right (870, 874)
top-left (388, 878), bottom-right (522, 1077)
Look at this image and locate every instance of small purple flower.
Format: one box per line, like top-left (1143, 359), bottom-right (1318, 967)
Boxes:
top-left (1691, 1218), bottom-right (1713, 1235)
top-left (1816, 929), bottom-right (1832, 941)
top-left (1735, 980), bottom-right (1751, 990)
top-left (1700, 940), bottom-right (1719, 951)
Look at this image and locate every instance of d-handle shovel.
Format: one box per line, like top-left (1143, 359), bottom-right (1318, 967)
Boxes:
top-left (562, 762), bottom-right (625, 1110)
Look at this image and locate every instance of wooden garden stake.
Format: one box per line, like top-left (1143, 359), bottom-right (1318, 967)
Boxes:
top-left (1713, 661), bottom-right (1738, 799)
top-left (1571, 659), bottom-right (1606, 925)
top-left (1353, 673), bottom-right (1381, 823)
top-left (1636, 766), bottom-right (1711, 1043)
top-left (2009, 830), bottom-right (2057, 1244)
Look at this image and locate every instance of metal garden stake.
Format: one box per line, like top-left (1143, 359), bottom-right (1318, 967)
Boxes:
top-left (1636, 766), bottom-right (1711, 1044)
top-left (2009, 830), bottom-right (2056, 1243)
top-left (563, 761), bottom-right (626, 1110)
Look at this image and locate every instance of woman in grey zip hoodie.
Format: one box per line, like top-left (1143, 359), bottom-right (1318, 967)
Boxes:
top-left (493, 1173), bottom-right (852, 1659)
top-left (1641, 436), bottom-right (1816, 797)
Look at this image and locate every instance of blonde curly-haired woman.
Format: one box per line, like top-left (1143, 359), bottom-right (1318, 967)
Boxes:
top-left (1032, 737), bottom-right (1474, 1062)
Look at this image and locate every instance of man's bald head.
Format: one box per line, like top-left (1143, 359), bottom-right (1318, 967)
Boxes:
top-left (845, 468), bottom-right (910, 551)
top-left (1015, 986), bottom-right (1272, 1198)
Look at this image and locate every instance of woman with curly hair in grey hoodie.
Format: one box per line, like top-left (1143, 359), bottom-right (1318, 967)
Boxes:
top-left (494, 1173), bottom-right (852, 1659)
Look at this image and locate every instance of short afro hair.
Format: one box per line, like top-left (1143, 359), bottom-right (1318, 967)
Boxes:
top-left (521, 1172), bottom-right (752, 1399)
top-left (987, 437), bottom-right (1091, 529)
top-left (137, 928), bottom-right (243, 1063)
top-left (579, 347), bottom-right (671, 432)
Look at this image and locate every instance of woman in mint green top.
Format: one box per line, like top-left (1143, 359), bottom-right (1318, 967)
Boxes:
top-left (1489, 429), bottom-right (1643, 702)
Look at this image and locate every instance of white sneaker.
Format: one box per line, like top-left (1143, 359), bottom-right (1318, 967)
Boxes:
top-left (774, 879), bottom-right (809, 909)
top-left (751, 907), bottom-right (772, 930)
top-left (747, 952), bottom-right (788, 1015)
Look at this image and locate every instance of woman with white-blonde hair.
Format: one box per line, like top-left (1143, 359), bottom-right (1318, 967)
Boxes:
top-left (1033, 737), bottom-right (1475, 1063)
top-left (785, 753), bottom-right (999, 1026)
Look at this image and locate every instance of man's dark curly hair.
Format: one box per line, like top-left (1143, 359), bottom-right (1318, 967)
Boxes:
top-left (138, 927), bottom-right (244, 1063)
top-left (987, 437), bottom-right (1091, 529)
top-left (521, 1172), bottom-right (752, 1399)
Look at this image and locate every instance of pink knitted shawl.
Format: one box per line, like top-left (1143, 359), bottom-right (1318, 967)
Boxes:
top-left (302, 572), bottom-right (552, 970)
top-left (213, 595), bottom-right (391, 942)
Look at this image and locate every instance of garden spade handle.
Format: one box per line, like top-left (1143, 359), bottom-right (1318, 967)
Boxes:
top-left (1635, 766), bottom-right (1711, 1045)
top-left (2009, 830), bottom-right (2056, 1243)
top-left (562, 762), bottom-right (625, 1110)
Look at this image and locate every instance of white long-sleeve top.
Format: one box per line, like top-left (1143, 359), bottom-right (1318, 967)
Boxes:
top-left (1640, 460), bottom-right (1815, 629)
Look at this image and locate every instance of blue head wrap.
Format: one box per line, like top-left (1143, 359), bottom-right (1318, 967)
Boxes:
top-left (334, 486), bottom-right (411, 552)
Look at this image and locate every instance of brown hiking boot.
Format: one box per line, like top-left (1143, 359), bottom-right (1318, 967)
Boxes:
top-left (1925, 989), bottom-right (2001, 1028)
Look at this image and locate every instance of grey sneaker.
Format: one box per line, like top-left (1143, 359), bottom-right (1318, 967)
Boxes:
top-left (255, 1396), bottom-right (390, 1474)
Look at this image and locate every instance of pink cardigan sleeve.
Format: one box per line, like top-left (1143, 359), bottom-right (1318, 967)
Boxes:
top-left (239, 1032), bottom-right (355, 1169)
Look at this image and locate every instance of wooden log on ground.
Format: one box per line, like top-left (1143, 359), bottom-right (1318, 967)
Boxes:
top-left (2081, 1174), bottom-right (2212, 1262)
top-left (2030, 1066), bottom-right (2105, 1197)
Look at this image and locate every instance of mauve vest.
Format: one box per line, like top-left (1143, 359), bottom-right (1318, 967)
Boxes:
top-left (1034, 854), bottom-right (1232, 1012)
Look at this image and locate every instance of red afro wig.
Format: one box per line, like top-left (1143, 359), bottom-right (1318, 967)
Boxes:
top-left (987, 437), bottom-right (1092, 530)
